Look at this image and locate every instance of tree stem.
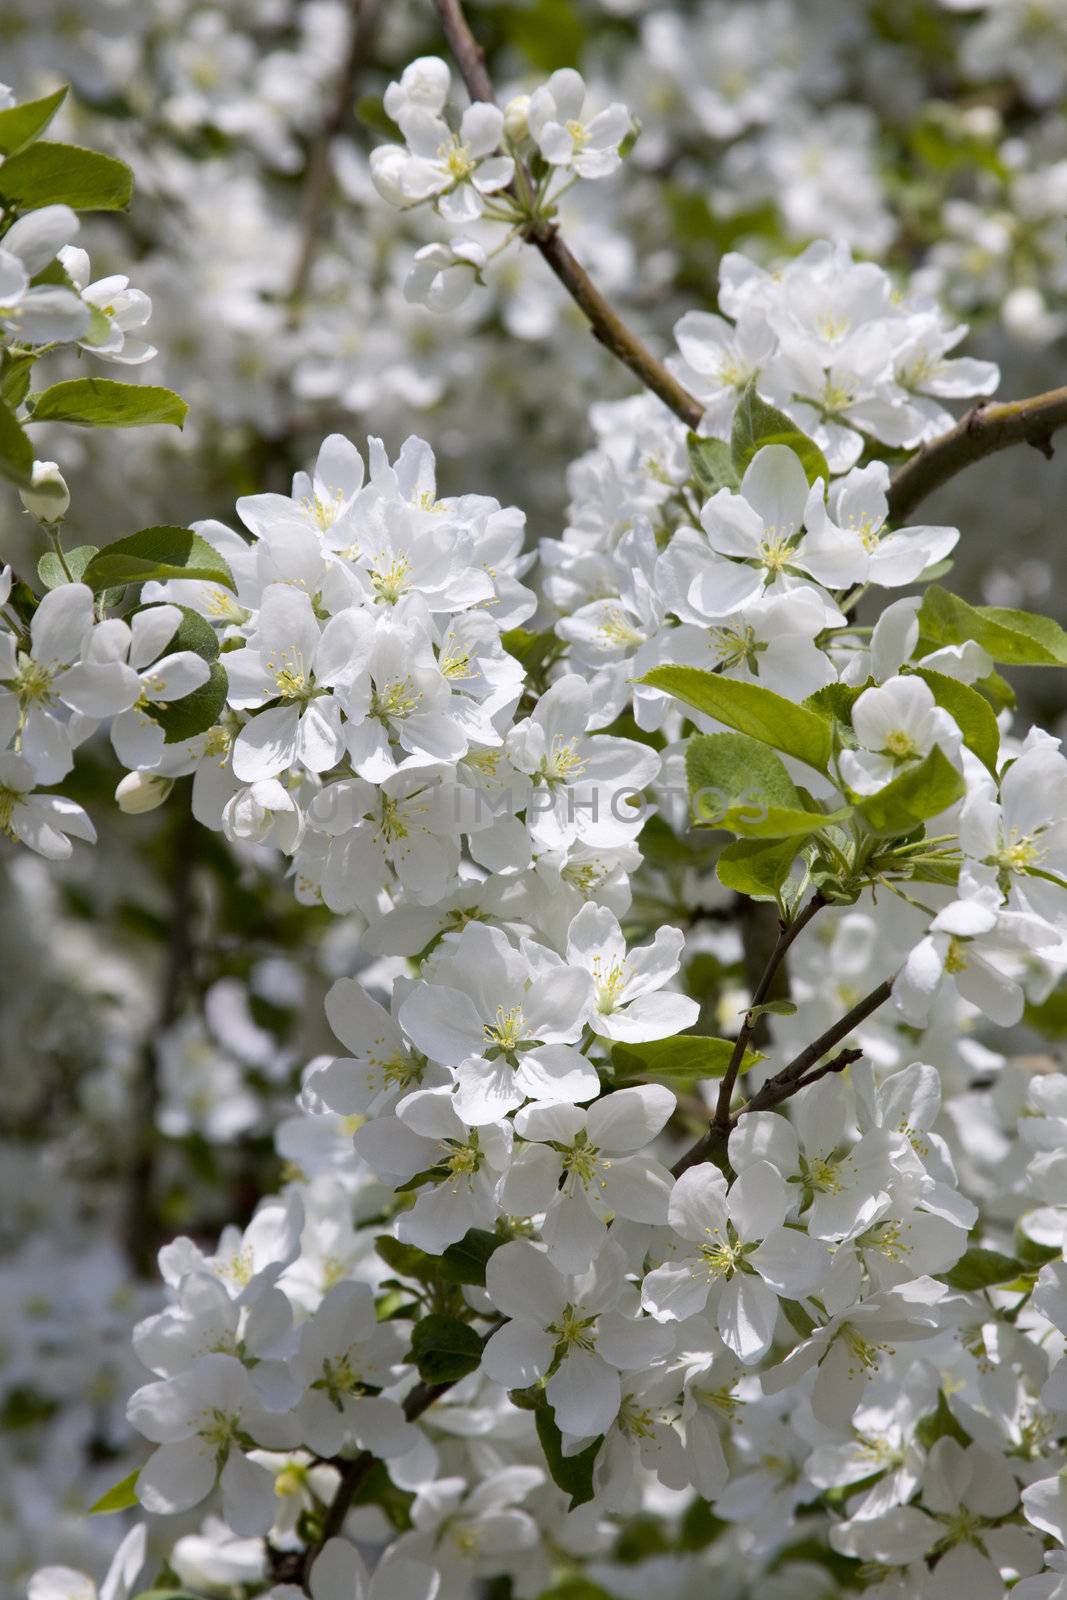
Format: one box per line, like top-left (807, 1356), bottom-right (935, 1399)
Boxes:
top-left (887, 386), bottom-right (1067, 520)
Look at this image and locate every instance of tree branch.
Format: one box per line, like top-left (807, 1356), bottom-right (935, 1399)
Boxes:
top-left (712, 891), bottom-right (825, 1133)
top-left (124, 800), bottom-right (198, 1275)
top-left (429, 0), bottom-right (702, 428)
top-left (887, 386), bottom-right (1067, 520)
top-left (287, 0), bottom-right (382, 317)
top-left (672, 975), bottom-right (894, 1175)
top-left (294, 1377), bottom-right (450, 1591)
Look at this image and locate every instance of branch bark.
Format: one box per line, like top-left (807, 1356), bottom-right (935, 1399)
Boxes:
top-left (429, 0), bottom-right (702, 427)
top-left (887, 386), bottom-right (1067, 520)
top-left (672, 975), bottom-right (894, 1176)
top-left (287, 0), bottom-right (382, 316)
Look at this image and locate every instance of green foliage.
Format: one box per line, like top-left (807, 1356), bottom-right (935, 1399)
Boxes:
top-left (853, 745), bottom-right (966, 836)
top-left (38, 545), bottom-right (100, 589)
top-left (0, 142), bottom-right (133, 211)
top-left (687, 731), bottom-right (848, 838)
top-left (89, 1468), bottom-right (140, 1513)
top-left (944, 1247), bottom-right (1026, 1292)
top-left (0, 351), bottom-right (36, 410)
top-left (716, 835), bottom-right (803, 899)
top-left (0, 398), bottom-right (34, 486)
top-left (612, 1033), bottom-right (761, 1082)
top-left (500, 626), bottom-right (564, 683)
top-left (643, 665), bottom-right (832, 770)
top-left (30, 379), bottom-right (188, 430)
top-left (409, 1313), bottom-right (484, 1383)
top-left (919, 584), bottom-right (1067, 667)
top-left (1024, 986), bottom-right (1067, 1040)
top-left (149, 664), bottom-right (228, 744)
top-left (914, 668), bottom-right (1000, 772)
top-left (81, 528), bottom-right (236, 593)
top-left (0, 86), bottom-right (68, 157)
top-left (730, 379), bottom-right (829, 485)
top-left (687, 433), bottom-right (738, 497)
top-left (506, 0), bottom-right (587, 70)
top-left (914, 1391), bottom-right (973, 1451)
top-left (534, 1402), bottom-right (601, 1510)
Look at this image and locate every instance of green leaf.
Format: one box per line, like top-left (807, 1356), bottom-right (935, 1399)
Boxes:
top-left (747, 998), bottom-right (798, 1019)
top-left (1024, 986), bottom-right (1067, 1041)
top-left (780, 1299), bottom-right (817, 1338)
top-left (918, 584), bottom-right (1067, 667)
top-left (38, 544), bottom-right (99, 589)
top-left (854, 745), bottom-right (966, 837)
top-left (0, 397), bottom-right (34, 486)
top-left (716, 836), bottom-right (803, 899)
top-left (730, 379), bottom-right (829, 485)
top-left (133, 1590), bottom-right (208, 1600)
top-left (30, 379), bottom-right (188, 430)
top-left (914, 1391), bottom-right (972, 1452)
top-left (89, 1468), bottom-right (139, 1513)
top-left (687, 432), bottom-right (738, 497)
top-left (535, 1402), bottom-right (601, 1510)
top-left (439, 1228), bottom-right (500, 1287)
top-left (643, 666), bottom-right (832, 771)
top-left (147, 663), bottom-right (228, 745)
top-left (1, 350), bottom-right (36, 409)
top-left (375, 1235), bottom-right (436, 1282)
top-left (0, 141), bottom-right (133, 211)
top-left (0, 87), bottom-right (68, 157)
top-left (409, 1314), bottom-right (484, 1384)
top-left (81, 527), bottom-right (236, 593)
top-left (612, 1034), bottom-right (761, 1083)
top-left (944, 1247), bottom-right (1024, 1292)
top-left (508, 0), bottom-right (587, 70)
top-left (686, 730), bottom-right (847, 838)
top-left (803, 682), bottom-right (867, 723)
top-left (915, 668), bottom-right (1000, 772)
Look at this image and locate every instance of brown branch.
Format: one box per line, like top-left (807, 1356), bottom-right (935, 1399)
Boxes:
top-left (712, 891), bottom-right (825, 1133)
top-left (297, 1375), bottom-right (457, 1591)
top-left (887, 386), bottom-right (1067, 521)
top-left (429, 0), bottom-right (702, 428)
top-left (672, 975), bottom-right (894, 1175)
top-left (287, 0), bottom-right (382, 317)
top-left (124, 800), bottom-right (198, 1275)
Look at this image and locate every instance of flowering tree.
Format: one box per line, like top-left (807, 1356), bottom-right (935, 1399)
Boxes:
top-left (5, 2), bottom-right (1067, 1598)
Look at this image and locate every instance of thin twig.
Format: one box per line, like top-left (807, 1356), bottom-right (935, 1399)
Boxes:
top-left (887, 386), bottom-right (1067, 520)
top-left (429, 0), bottom-right (702, 427)
top-left (124, 800), bottom-right (197, 1275)
top-left (672, 975), bottom-right (895, 1175)
top-left (712, 891), bottom-right (825, 1133)
top-left (287, 0), bottom-right (382, 318)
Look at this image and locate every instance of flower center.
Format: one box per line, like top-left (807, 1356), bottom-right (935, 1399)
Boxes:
top-left (883, 728), bottom-right (919, 760)
top-left (368, 553), bottom-right (412, 604)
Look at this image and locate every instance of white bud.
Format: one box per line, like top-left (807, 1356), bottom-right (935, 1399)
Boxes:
top-left (116, 771), bottom-right (173, 814)
top-left (19, 459), bottom-right (70, 524)
top-left (504, 94), bottom-right (531, 143)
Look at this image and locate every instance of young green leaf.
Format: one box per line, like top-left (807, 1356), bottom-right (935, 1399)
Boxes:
top-left (147, 663), bottom-right (228, 745)
top-left (854, 744), bottom-right (966, 837)
top-left (0, 398), bottom-right (34, 486)
top-left (687, 432), bottom-right (738, 497)
top-left (409, 1314), bottom-right (484, 1384)
top-left (0, 87), bottom-right (68, 157)
top-left (915, 667), bottom-right (1000, 772)
top-left (30, 379), bottom-right (188, 430)
top-left (944, 1247), bottom-right (1024, 1292)
top-left (686, 730), bottom-right (847, 838)
top-left (730, 379), bottom-right (829, 485)
top-left (0, 141), bottom-right (133, 211)
top-left (919, 583), bottom-right (1067, 667)
top-left (612, 1034), bottom-right (762, 1082)
top-left (439, 1228), bottom-right (501, 1287)
top-left (534, 1402), bottom-right (602, 1510)
top-left (38, 545), bottom-right (99, 590)
top-left (716, 836), bottom-right (803, 899)
top-left (89, 1468), bottom-right (140, 1514)
top-left (81, 528), bottom-right (236, 593)
top-left (642, 666), bottom-right (833, 770)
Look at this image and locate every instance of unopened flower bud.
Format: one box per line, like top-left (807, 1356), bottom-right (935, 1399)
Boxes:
top-left (19, 459), bottom-right (70, 524)
top-left (504, 94), bottom-right (531, 143)
top-left (116, 771), bottom-right (173, 814)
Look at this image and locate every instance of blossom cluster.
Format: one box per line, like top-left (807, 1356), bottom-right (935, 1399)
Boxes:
top-left (3, 10), bottom-right (1067, 1600)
